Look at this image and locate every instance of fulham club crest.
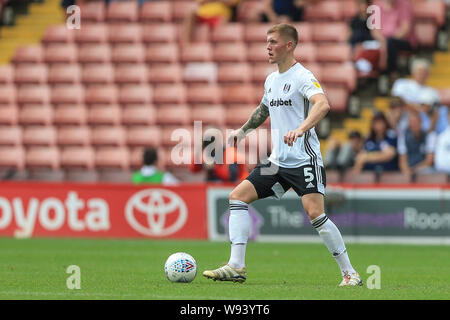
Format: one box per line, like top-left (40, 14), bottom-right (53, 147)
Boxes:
top-left (283, 83), bottom-right (291, 93)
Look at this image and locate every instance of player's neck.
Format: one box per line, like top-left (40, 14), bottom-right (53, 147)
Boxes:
top-left (277, 58), bottom-right (297, 74)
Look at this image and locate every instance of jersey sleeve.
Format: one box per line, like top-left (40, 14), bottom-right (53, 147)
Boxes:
top-left (260, 75), bottom-right (270, 106)
top-left (298, 70), bottom-right (324, 100)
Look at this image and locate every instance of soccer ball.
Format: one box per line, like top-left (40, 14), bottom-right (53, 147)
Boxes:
top-left (164, 252), bottom-right (197, 283)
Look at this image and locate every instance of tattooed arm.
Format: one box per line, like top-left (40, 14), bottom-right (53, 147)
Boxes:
top-left (228, 103), bottom-right (270, 146)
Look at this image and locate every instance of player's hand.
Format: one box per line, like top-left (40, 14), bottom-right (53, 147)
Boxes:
top-left (227, 129), bottom-right (246, 147)
top-left (284, 128), bottom-right (305, 146)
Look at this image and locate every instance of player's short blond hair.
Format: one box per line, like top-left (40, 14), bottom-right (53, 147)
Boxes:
top-left (267, 23), bottom-right (298, 48)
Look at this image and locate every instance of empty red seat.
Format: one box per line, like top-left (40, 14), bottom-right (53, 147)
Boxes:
top-left (88, 105), bottom-right (121, 126)
top-left (177, 23), bottom-right (211, 43)
top-left (302, 62), bottom-right (322, 80)
top-left (61, 146), bottom-right (95, 169)
top-left (211, 23), bottom-right (244, 43)
top-left (153, 84), bottom-right (187, 104)
top-left (187, 84), bottom-right (222, 104)
top-left (244, 23), bottom-right (272, 43)
top-left (0, 126), bottom-right (22, 145)
top-left (414, 22), bottom-right (438, 47)
top-left (0, 65), bottom-right (14, 84)
top-left (146, 44), bottom-right (179, 63)
top-left (82, 64), bottom-right (114, 84)
top-left (379, 172), bottom-right (412, 184)
top-left (95, 147), bottom-right (130, 170)
top-left (57, 126), bottom-right (91, 146)
top-left (416, 173), bottom-right (448, 184)
top-left (0, 105), bottom-right (19, 125)
top-left (312, 22), bottom-right (350, 42)
top-left (0, 146), bottom-right (25, 169)
top-left (91, 126), bottom-right (126, 146)
top-left (157, 104), bottom-right (191, 125)
top-left (51, 85), bottom-right (85, 105)
top-left (111, 44), bottom-right (146, 64)
top-left (341, 0), bottom-right (358, 20)
top-left (0, 85), bottom-right (16, 104)
top-left (180, 43), bottom-right (213, 62)
top-left (413, 0), bottom-right (446, 27)
top-left (221, 84), bottom-right (257, 104)
top-left (121, 105), bottom-right (156, 126)
top-left (42, 25), bottom-right (74, 44)
top-left (119, 85), bottom-right (153, 105)
top-left (12, 45), bottom-right (44, 64)
top-left (323, 86), bottom-right (349, 113)
top-left (246, 43), bottom-right (268, 63)
top-left (106, 0), bottom-right (138, 22)
top-left (305, 1), bottom-right (343, 21)
top-left (149, 64), bottom-right (183, 83)
top-left (192, 105), bottom-right (226, 126)
top-left (14, 64), bottom-right (47, 84)
top-left (23, 126), bottom-right (57, 146)
top-left (142, 23), bottom-right (177, 43)
top-left (236, 0), bottom-right (265, 22)
top-left (294, 42), bottom-right (317, 63)
top-left (85, 85), bottom-right (118, 105)
top-left (218, 63), bottom-right (251, 83)
top-left (171, 0), bottom-right (197, 21)
top-left (74, 24), bottom-right (108, 43)
top-left (44, 44), bottom-right (78, 63)
top-left (213, 42), bottom-right (247, 62)
top-left (78, 44), bottom-right (112, 63)
top-left (343, 171), bottom-right (376, 184)
top-left (126, 126), bottom-right (162, 147)
top-left (161, 125), bottom-right (194, 147)
top-left (183, 62), bottom-right (217, 83)
top-left (140, 1), bottom-right (172, 22)
top-left (316, 43), bottom-right (352, 63)
top-left (226, 105), bottom-right (255, 125)
top-left (293, 22), bottom-right (313, 43)
top-left (19, 105), bottom-right (53, 126)
top-left (251, 63), bottom-right (277, 83)
top-left (48, 64), bottom-right (81, 84)
top-left (108, 24), bottom-right (142, 43)
top-left (320, 63), bottom-right (357, 91)
top-left (26, 146), bottom-right (60, 169)
top-left (17, 85), bottom-right (51, 105)
top-left (115, 64), bottom-right (148, 84)
top-left (53, 105), bottom-right (87, 126)
top-left (78, 1), bottom-right (105, 22)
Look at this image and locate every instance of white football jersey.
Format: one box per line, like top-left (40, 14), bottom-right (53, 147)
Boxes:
top-left (261, 62), bottom-right (325, 168)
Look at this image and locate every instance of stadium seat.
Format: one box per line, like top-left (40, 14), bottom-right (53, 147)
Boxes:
top-left (0, 146), bottom-right (25, 169)
top-left (156, 104), bottom-right (191, 125)
top-left (13, 64), bottom-right (48, 84)
top-left (44, 44), bottom-right (78, 64)
top-left (82, 64), bottom-right (114, 84)
top-left (325, 170), bottom-right (341, 184)
top-left (414, 22), bottom-right (438, 47)
top-left (186, 84), bottom-right (221, 104)
top-left (191, 105), bottom-right (226, 126)
top-left (218, 63), bottom-right (251, 83)
top-left (214, 42), bottom-right (248, 62)
top-left (153, 84), bottom-right (187, 104)
top-left (294, 43), bottom-right (317, 63)
top-left (221, 84), bottom-right (257, 104)
top-left (51, 85), bottom-right (85, 105)
top-left (211, 23), bottom-right (244, 43)
top-left (12, 45), bottom-right (44, 64)
top-left (126, 126), bottom-right (162, 147)
top-left (244, 23), bottom-right (273, 43)
top-left (115, 64), bottom-right (148, 84)
top-left (161, 125), bottom-right (194, 147)
top-left (74, 24), bottom-right (108, 43)
top-left (53, 105), bottom-right (87, 126)
top-left (342, 171), bottom-right (376, 184)
top-left (121, 105), bottom-right (156, 126)
top-left (17, 85), bottom-right (51, 105)
top-left (0, 65), bottom-right (14, 84)
top-left (119, 85), bottom-right (153, 105)
top-left (438, 88), bottom-right (450, 106)
top-left (320, 63), bottom-right (357, 91)
top-left (225, 104), bottom-right (255, 126)
top-left (85, 85), bottom-right (119, 105)
top-left (0, 105), bottom-right (19, 125)
top-left (57, 126), bottom-right (91, 146)
top-left (88, 105), bottom-right (122, 126)
top-left (65, 168), bottom-right (99, 182)
top-left (78, 44), bottom-right (112, 64)
top-left (413, 0), bottom-right (446, 27)
top-left (146, 44), bottom-right (179, 63)
top-left (142, 24), bottom-right (177, 43)
top-left (0, 85), bottom-right (17, 105)
top-left (183, 62), bottom-right (218, 83)
top-left (95, 147), bottom-right (130, 170)
top-left (302, 62), bottom-right (322, 80)
top-left (149, 63), bottom-right (183, 83)
top-left (19, 105), bottom-right (53, 126)
top-left (171, 0), bottom-right (197, 22)
top-left (77, 1), bottom-right (105, 22)
top-left (48, 64), bottom-right (81, 84)
top-left (293, 22), bottom-right (313, 43)
top-left (323, 86), bottom-right (349, 113)
top-left (111, 44), bottom-right (146, 64)
top-left (312, 22), bottom-right (350, 42)
top-left (246, 43), bottom-right (269, 62)
top-left (180, 43), bottom-right (213, 62)
top-left (42, 25), bottom-right (74, 44)
top-left (236, 0), bottom-right (265, 22)
top-left (316, 43), bottom-right (352, 63)
top-left (0, 126), bottom-right (22, 145)
top-left (23, 126), bottom-right (57, 146)
top-left (305, 1), bottom-right (343, 21)
top-left (26, 146), bottom-right (60, 170)
top-left (140, 1), bottom-right (172, 22)
top-left (106, 0), bottom-right (138, 22)
top-left (341, 0), bottom-right (359, 20)
top-left (379, 172), bottom-right (412, 184)
top-left (108, 24), bottom-right (142, 44)
top-left (60, 146), bottom-right (96, 170)
top-left (91, 126), bottom-right (126, 147)
top-left (416, 173), bottom-right (449, 184)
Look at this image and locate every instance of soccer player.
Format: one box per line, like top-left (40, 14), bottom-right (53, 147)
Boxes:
top-left (202, 24), bottom-right (362, 286)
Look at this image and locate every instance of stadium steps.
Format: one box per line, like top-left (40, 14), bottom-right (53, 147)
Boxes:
top-left (0, 0), bottom-right (63, 64)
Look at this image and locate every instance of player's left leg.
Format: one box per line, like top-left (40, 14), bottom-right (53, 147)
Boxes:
top-left (302, 193), bottom-right (362, 286)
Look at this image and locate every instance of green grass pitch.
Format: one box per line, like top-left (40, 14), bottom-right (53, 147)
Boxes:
top-left (0, 238), bottom-right (449, 300)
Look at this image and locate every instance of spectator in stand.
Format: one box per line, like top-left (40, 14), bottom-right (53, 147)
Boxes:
top-left (398, 111), bottom-right (436, 179)
top-left (325, 131), bottom-right (364, 171)
top-left (183, 0), bottom-right (241, 43)
top-left (386, 96), bottom-right (408, 133)
top-left (260, 0), bottom-right (309, 23)
top-left (349, 0), bottom-right (374, 46)
top-left (132, 148), bottom-right (179, 185)
top-left (350, 111), bottom-right (398, 175)
top-left (434, 109), bottom-right (450, 173)
top-left (371, 0), bottom-right (416, 82)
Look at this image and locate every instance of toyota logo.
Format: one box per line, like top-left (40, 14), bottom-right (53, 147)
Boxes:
top-left (125, 189), bottom-right (188, 237)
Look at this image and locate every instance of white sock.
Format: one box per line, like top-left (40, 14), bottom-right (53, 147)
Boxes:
top-left (227, 200), bottom-right (250, 269)
top-left (311, 213), bottom-right (356, 276)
